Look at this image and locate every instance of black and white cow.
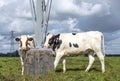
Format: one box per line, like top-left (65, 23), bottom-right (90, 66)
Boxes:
top-left (44, 31), bottom-right (105, 73)
top-left (15, 35), bottom-right (35, 75)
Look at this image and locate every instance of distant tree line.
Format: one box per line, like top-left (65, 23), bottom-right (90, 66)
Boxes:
top-left (0, 51), bottom-right (119, 57)
top-left (0, 50), bottom-right (19, 57)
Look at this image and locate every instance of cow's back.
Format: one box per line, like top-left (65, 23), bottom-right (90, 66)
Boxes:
top-left (58, 31), bottom-right (103, 54)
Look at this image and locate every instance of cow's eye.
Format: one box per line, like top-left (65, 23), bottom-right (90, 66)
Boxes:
top-left (26, 40), bottom-right (29, 46)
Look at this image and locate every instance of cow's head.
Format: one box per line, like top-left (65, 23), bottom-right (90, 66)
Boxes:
top-left (44, 33), bottom-right (61, 50)
top-left (44, 33), bottom-right (54, 48)
top-left (15, 35), bottom-right (34, 51)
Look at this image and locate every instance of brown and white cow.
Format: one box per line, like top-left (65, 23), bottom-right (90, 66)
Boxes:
top-left (44, 31), bottom-right (105, 73)
top-left (15, 35), bottom-right (35, 75)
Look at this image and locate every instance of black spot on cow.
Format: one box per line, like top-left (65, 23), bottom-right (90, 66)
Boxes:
top-left (69, 42), bottom-right (72, 47)
top-left (73, 43), bottom-right (79, 48)
top-left (54, 40), bottom-right (62, 50)
top-left (48, 35), bottom-right (55, 46)
top-left (48, 34), bottom-right (60, 45)
top-left (48, 34), bottom-right (62, 51)
top-left (72, 33), bottom-right (76, 35)
top-left (55, 34), bottom-right (60, 37)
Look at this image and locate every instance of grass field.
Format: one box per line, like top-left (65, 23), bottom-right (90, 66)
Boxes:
top-left (0, 56), bottom-right (120, 81)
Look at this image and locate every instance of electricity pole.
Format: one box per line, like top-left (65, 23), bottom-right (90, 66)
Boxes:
top-left (30, 0), bottom-right (52, 49)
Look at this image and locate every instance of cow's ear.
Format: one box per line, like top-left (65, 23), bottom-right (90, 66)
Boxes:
top-left (47, 33), bottom-right (53, 36)
top-left (47, 33), bottom-right (50, 36)
top-left (28, 38), bottom-right (33, 41)
top-left (15, 38), bottom-right (20, 41)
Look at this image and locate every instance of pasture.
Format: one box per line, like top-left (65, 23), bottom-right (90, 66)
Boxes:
top-left (0, 56), bottom-right (120, 81)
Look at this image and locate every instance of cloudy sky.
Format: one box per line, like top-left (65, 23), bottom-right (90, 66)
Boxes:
top-left (0, 0), bottom-right (120, 54)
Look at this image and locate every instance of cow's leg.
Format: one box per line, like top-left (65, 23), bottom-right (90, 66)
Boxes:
top-left (85, 52), bottom-right (95, 72)
top-left (20, 56), bottom-right (24, 75)
top-left (96, 51), bottom-right (105, 73)
top-left (62, 58), bottom-right (66, 73)
top-left (54, 52), bottom-right (64, 71)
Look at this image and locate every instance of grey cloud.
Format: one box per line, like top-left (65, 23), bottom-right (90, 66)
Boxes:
top-left (0, 0), bottom-right (33, 34)
top-left (51, 0), bottom-right (110, 21)
top-left (50, 0), bottom-right (120, 33)
top-left (76, 15), bottom-right (120, 32)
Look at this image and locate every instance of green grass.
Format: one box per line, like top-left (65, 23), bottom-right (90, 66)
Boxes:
top-left (0, 56), bottom-right (120, 81)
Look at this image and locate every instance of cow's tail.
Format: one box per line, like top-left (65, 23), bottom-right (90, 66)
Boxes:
top-left (101, 34), bottom-right (105, 56)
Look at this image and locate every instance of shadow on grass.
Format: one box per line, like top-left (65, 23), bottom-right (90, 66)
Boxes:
top-left (88, 68), bottom-right (101, 72)
top-left (56, 68), bottom-right (101, 73)
top-left (56, 68), bottom-right (85, 72)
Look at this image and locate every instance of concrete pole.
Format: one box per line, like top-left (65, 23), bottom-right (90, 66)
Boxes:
top-left (35, 0), bottom-right (44, 48)
top-left (30, 0), bottom-right (50, 49)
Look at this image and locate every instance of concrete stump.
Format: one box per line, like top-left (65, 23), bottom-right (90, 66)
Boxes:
top-left (24, 49), bottom-right (54, 77)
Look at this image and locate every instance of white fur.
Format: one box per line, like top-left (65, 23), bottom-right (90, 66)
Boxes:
top-left (44, 31), bottom-right (105, 73)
